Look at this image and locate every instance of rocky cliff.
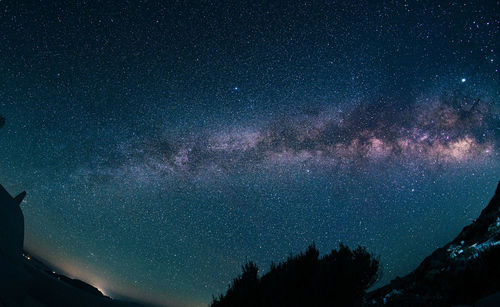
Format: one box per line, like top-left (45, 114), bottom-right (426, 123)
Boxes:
top-left (368, 182), bottom-right (500, 306)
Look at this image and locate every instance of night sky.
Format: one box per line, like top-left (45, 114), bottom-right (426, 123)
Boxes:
top-left (0, 1), bottom-right (499, 306)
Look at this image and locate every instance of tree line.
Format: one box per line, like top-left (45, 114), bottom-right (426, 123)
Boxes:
top-left (211, 243), bottom-right (380, 307)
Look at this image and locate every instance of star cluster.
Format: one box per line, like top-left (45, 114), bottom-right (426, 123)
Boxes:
top-left (0, 1), bottom-right (498, 307)
top-left (83, 87), bottom-right (497, 184)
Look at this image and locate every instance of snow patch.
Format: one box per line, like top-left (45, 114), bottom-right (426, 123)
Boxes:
top-left (470, 239), bottom-right (500, 254)
top-left (449, 240), bottom-right (500, 259)
top-left (383, 289), bottom-right (401, 304)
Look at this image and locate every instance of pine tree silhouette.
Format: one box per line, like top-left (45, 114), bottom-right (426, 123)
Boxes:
top-left (212, 243), bottom-right (380, 307)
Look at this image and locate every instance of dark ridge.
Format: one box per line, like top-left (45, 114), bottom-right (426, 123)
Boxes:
top-left (0, 184), bottom-right (147, 307)
top-left (46, 270), bottom-right (108, 298)
top-left (450, 181), bottom-right (500, 246)
top-left (368, 181), bottom-right (500, 306)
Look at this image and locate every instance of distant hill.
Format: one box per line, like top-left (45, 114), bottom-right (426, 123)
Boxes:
top-left (20, 252), bottom-right (106, 298)
top-left (0, 184), bottom-right (148, 307)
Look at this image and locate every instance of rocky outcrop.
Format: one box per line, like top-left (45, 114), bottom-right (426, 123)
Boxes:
top-left (368, 182), bottom-right (500, 306)
top-left (0, 185), bottom-right (26, 260)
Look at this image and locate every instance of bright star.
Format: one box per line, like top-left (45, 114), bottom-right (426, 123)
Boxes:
top-left (461, 78), bottom-right (466, 83)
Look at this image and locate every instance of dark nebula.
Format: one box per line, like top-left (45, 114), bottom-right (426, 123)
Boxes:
top-left (0, 1), bottom-right (498, 306)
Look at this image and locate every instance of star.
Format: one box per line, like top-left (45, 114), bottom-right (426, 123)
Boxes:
top-left (0, 2), bottom-right (497, 307)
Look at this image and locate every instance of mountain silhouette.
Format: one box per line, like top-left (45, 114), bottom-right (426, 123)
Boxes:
top-left (0, 184), bottom-right (146, 307)
top-left (212, 182), bottom-right (500, 307)
top-left (3, 174), bottom-right (500, 307)
top-left (368, 181), bottom-right (500, 306)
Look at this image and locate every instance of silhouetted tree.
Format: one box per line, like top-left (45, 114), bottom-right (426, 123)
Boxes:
top-left (211, 243), bottom-right (380, 307)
